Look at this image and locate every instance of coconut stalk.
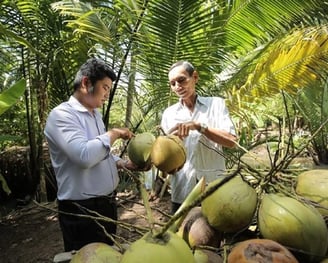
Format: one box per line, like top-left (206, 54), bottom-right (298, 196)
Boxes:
top-left (154, 168), bottom-right (241, 238)
top-left (169, 177), bottom-right (206, 232)
top-left (123, 167), bottom-right (156, 233)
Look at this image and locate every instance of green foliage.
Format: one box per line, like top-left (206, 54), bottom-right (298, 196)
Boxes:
top-left (0, 78), bottom-right (26, 196)
top-left (293, 79), bottom-right (328, 163)
top-left (0, 79), bottom-right (26, 116)
top-left (0, 103), bottom-right (28, 150)
top-left (0, 79), bottom-right (27, 150)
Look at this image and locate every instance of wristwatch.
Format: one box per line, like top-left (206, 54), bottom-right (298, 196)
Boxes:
top-left (199, 123), bottom-right (208, 134)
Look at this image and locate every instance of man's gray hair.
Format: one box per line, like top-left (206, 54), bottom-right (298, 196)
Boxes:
top-left (169, 61), bottom-right (195, 76)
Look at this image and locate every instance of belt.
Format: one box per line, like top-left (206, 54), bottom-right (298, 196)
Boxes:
top-left (58, 191), bottom-right (117, 210)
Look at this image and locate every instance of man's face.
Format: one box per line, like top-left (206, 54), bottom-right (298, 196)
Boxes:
top-left (84, 77), bottom-right (113, 110)
top-left (168, 65), bottom-right (197, 99)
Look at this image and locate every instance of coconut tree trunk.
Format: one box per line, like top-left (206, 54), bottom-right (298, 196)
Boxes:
top-left (125, 49), bottom-right (136, 128)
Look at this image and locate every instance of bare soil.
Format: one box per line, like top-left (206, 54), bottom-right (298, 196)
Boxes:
top-left (0, 191), bottom-right (171, 263)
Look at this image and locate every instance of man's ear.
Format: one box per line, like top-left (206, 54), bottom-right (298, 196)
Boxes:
top-left (193, 71), bottom-right (199, 83)
top-left (81, 76), bottom-right (91, 93)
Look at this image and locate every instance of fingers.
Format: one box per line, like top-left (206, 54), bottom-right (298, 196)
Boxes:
top-left (178, 124), bottom-right (190, 138)
top-left (110, 128), bottom-right (134, 140)
top-left (168, 122), bottom-right (195, 138)
top-left (122, 129), bottom-right (134, 140)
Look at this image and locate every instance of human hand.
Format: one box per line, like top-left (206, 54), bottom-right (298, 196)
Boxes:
top-left (119, 159), bottom-right (152, 171)
top-left (167, 121), bottom-right (198, 139)
top-left (109, 128), bottom-right (134, 141)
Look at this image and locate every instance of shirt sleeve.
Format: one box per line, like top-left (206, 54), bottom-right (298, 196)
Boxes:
top-left (213, 97), bottom-right (236, 136)
top-left (96, 133), bottom-right (111, 148)
top-left (161, 108), bottom-right (170, 134)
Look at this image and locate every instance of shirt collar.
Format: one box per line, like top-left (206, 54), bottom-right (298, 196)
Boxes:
top-left (68, 96), bottom-right (90, 113)
top-left (178, 95), bottom-right (207, 108)
top-left (197, 95), bottom-right (207, 106)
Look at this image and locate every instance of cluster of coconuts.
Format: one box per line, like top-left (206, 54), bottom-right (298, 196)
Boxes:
top-left (70, 165), bottom-right (328, 262)
top-left (176, 171), bottom-right (328, 263)
top-left (127, 132), bottom-right (186, 173)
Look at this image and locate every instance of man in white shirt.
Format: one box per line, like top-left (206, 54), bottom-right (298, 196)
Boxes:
top-left (161, 61), bottom-right (237, 213)
top-left (44, 58), bottom-right (136, 251)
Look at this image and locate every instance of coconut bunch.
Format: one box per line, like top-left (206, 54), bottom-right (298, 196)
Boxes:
top-left (127, 132), bottom-right (186, 174)
top-left (206, 171), bottom-right (328, 263)
top-left (255, 168), bottom-right (328, 263)
top-left (167, 169), bottom-right (328, 263)
top-left (69, 168), bottom-right (328, 263)
top-left (231, 169), bottom-right (327, 263)
top-left (72, 136), bottom-right (328, 263)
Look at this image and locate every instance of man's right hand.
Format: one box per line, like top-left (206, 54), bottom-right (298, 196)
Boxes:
top-left (107, 128), bottom-right (134, 144)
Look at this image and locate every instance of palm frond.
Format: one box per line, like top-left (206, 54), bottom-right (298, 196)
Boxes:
top-left (51, 1), bottom-right (115, 43)
top-left (224, 0), bottom-right (324, 53)
top-left (135, 0), bottom-right (228, 112)
top-left (235, 26), bottom-right (328, 104)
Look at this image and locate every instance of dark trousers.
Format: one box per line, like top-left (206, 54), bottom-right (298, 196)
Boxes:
top-left (57, 194), bottom-right (117, 252)
top-left (171, 201), bottom-right (182, 215)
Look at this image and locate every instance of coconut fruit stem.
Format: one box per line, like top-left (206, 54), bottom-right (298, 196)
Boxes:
top-left (156, 125), bottom-right (167, 136)
top-left (123, 168), bottom-right (156, 233)
top-left (169, 177), bottom-right (206, 232)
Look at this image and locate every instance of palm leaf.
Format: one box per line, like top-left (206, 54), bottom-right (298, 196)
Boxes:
top-left (224, 0), bottom-right (324, 54)
top-left (233, 26), bottom-right (328, 106)
top-left (52, 1), bottom-right (115, 43)
top-left (0, 79), bottom-right (26, 116)
top-left (0, 23), bottom-right (43, 57)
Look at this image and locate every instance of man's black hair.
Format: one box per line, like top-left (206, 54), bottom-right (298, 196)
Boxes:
top-left (73, 58), bottom-right (117, 91)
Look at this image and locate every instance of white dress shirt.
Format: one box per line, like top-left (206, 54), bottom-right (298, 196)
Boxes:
top-left (161, 96), bottom-right (236, 203)
top-left (44, 96), bottom-right (120, 200)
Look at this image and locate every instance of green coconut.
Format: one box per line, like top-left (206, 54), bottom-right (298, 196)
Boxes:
top-left (70, 242), bottom-right (122, 263)
top-left (127, 132), bottom-right (155, 168)
top-left (258, 193), bottom-right (328, 262)
top-left (177, 206), bottom-right (222, 248)
top-left (121, 231), bottom-right (196, 263)
top-left (295, 169), bottom-right (328, 216)
top-left (150, 135), bottom-right (186, 173)
top-left (201, 176), bottom-right (258, 233)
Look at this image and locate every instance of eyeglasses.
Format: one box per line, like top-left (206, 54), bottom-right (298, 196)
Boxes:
top-left (169, 76), bottom-right (190, 87)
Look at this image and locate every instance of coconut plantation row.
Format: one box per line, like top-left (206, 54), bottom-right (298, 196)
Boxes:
top-left (67, 132), bottom-right (328, 263)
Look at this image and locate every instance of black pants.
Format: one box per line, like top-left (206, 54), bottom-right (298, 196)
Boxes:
top-left (171, 202), bottom-right (181, 215)
top-left (57, 194), bottom-right (117, 252)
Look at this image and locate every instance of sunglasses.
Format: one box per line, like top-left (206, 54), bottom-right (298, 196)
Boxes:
top-left (169, 76), bottom-right (190, 87)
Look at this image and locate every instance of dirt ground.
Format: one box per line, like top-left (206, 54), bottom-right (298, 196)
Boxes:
top-left (0, 191), bottom-right (171, 263)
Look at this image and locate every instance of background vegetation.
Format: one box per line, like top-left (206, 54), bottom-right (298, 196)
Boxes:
top-left (1, 0), bottom-right (328, 204)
